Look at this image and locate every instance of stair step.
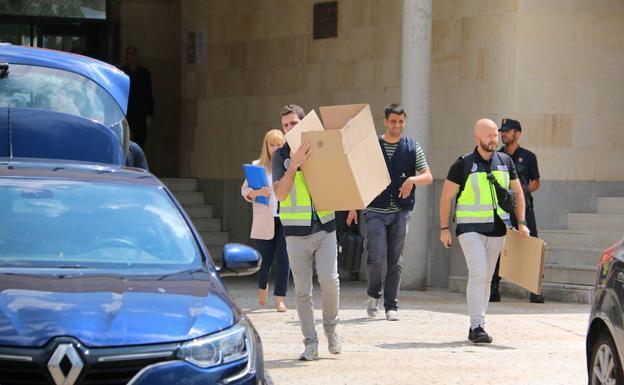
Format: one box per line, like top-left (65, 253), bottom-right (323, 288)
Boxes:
top-left (192, 218), bottom-right (221, 232)
top-left (184, 205), bottom-right (214, 219)
top-left (540, 230), bottom-right (623, 250)
top-left (161, 178), bottom-right (198, 192)
top-left (597, 197), bottom-right (624, 215)
top-left (543, 264), bottom-right (597, 286)
top-left (174, 191), bottom-right (205, 206)
top-left (568, 213), bottom-right (624, 231)
top-left (200, 231), bottom-right (229, 246)
top-left (207, 246), bottom-right (223, 262)
top-left (449, 276), bottom-right (593, 304)
top-left (498, 281), bottom-right (593, 304)
top-left (545, 247), bottom-right (604, 266)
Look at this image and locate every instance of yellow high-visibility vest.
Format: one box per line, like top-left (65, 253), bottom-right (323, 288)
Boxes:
top-left (456, 166), bottom-right (511, 225)
top-left (280, 171), bottom-right (335, 227)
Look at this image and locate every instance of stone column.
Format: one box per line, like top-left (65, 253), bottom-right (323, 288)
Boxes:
top-left (401, 0), bottom-right (433, 290)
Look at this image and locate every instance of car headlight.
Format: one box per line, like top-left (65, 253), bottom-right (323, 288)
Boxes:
top-left (177, 320), bottom-right (252, 369)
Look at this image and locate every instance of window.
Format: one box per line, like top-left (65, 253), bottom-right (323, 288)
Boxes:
top-left (0, 64), bottom-right (125, 127)
top-left (0, 0), bottom-right (106, 20)
top-left (0, 179), bottom-right (203, 270)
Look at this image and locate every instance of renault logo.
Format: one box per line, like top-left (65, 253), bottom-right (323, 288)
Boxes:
top-left (47, 343), bottom-right (84, 385)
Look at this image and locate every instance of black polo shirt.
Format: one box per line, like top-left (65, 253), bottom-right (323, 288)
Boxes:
top-left (499, 146), bottom-right (539, 199)
top-left (447, 148), bottom-right (518, 237)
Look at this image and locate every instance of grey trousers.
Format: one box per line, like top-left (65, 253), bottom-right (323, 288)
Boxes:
top-left (364, 209), bottom-right (410, 311)
top-left (286, 230), bottom-right (340, 345)
top-left (458, 232), bottom-right (505, 329)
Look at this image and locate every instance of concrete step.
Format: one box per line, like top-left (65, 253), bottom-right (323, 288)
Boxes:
top-left (184, 205), bottom-right (214, 219)
top-left (545, 246), bottom-right (604, 266)
top-left (174, 191), bottom-right (205, 206)
top-left (207, 246), bottom-right (223, 262)
top-left (498, 281), bottom-right (593, 304)
top-left (200, 231), bottom-right (229, 246)
top-left (449, 275), bottom-right (593, 304)
top-left (192, 218), bottom-right (221, 232)
top-left (161, 178), bottom-right (198, 192)
top-left (567, 213), bottom-right (624, 231)
top-left (543, 264), bottom-right (597, 286)
top-left (597, 197), bottom-right (624, 215)
top-left (540, 229), bottom-right (623, 250)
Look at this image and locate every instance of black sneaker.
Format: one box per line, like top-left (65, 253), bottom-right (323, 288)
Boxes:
top-left (469, 326), bottom-right (493, 344)
top-left (529, 293), bottom-right (545, 303)
top-left (489, 288), bottom-right (501, 303)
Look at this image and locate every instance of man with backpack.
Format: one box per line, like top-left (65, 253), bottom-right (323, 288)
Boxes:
top-left (439, 118), bottom-right (529, 343)
top-left (348, 103), bottom-right (432, 321)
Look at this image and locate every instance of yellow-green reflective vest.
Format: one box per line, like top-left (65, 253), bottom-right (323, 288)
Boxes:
top-left (456, 165), bottom-right (511, 225)
top-left (280, 171), bottom-right (335, 227)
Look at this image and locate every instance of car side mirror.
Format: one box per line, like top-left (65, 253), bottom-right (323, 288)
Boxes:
top-left (217, 243), bottom-right (261, 277)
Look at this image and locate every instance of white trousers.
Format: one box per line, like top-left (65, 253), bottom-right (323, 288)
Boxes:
top-left (458, 232), bottom-right (505, 329)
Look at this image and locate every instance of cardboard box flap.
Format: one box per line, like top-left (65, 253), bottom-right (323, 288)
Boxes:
top-left (500, 229), bottom-right (547, 294)
top-left (339, 105), bottom-right (377, 154)
top-left (300, 130), bottom-right (362, 211)
top-left (319, 104), bottom-right (369, 130)
top-left (284, 109), bottom-right (324, 151)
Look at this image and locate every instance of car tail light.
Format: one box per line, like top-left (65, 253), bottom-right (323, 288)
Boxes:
top-left (599, 240), bottom-right (624, 266)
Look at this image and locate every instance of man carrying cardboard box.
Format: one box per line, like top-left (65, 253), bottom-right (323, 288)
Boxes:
top-left (438, 118), bottom-right (530, 343)
top-left (347, 103), bottom-right (433, 321)
top-left (272, 104), bottom-right (341, 361)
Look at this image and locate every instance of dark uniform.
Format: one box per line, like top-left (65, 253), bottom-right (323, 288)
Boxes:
top-left (121, 65), bottom-right (154, 149)
top-left (490, 119), bottom-right (544, 303)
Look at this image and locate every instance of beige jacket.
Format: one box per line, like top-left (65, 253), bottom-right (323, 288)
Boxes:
top-left (241, 161), bottom-right (276, 240)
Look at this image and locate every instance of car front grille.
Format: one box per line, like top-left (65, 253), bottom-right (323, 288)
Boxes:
top-left (0, 341), bottom-right (177, 385)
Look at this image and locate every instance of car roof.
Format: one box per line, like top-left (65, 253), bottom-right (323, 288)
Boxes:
top-left (0, 158), bottom-right (162, 187)
top-left (0, 44), bottom-right (129, 115)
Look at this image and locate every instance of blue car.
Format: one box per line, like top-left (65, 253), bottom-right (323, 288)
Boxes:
top-left (0, 46), bottom-right (266, 385)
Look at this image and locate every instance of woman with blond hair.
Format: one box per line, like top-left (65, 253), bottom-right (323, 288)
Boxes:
top-left (241, 129), bottom-right (290, 312)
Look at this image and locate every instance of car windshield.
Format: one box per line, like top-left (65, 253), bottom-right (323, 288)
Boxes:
top-left (0, 178), bottom-right (203, 270)
top-left (0, 64), bottom-right (125, 127)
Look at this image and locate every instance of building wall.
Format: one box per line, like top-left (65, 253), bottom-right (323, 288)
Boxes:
top-left (179, 0), bottom-right (404, 243)
top-left (428, 0), bottom-right (624, 287)
top-left (117, 0), bottom-right (181, 177)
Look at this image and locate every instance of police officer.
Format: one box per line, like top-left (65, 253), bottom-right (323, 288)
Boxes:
top-left (490, 118), bottom-right (545, 303)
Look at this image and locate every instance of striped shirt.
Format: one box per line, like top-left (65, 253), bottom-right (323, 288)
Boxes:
top-left (365, 139), bottom-right (429, 214)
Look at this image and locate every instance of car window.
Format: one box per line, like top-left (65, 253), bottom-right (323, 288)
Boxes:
top-left (0, 64), bottom-right (125, 127)
top-left (0, 178), bottom-right (203, 270)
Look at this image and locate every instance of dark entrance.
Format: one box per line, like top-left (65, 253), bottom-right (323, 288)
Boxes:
top-left (0, 0), bottom-right (116, 63)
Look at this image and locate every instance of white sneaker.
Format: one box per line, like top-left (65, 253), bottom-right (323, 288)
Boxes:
top-left (366, 296), bottom-right (381, 318)
top-left (386, 310), bottom-right (400, 321)
top-left (298, 344), bottom-right (319, 361)
top-left (326, 332), bottom-right (342, 355)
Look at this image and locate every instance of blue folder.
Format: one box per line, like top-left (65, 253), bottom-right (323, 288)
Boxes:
top-left (243, 164), bottom-right (269, 206)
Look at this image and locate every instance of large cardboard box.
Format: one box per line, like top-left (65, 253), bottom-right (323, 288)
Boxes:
top-left (500, 229), bottom-right (547, 294)
top-left (285, 104), bottom-right (390, 212)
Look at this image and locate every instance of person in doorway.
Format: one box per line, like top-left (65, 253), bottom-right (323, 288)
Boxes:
top-left (347, 103), bottom-right (432, 321)
top-left (241, 129), bottom-right (290, 312)
top-left (121, 46), bottom-right (153, 149)
top-left (439, 118), bottom-right (529, 343)
top-left (272, 104), bottom-right (341, 361)
top-left (490, 118), bottom-right (544, 303)
top-left (125, 140), bottom-right (149, 171)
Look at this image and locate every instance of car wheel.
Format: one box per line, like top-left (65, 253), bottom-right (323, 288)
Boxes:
top-left (590, 331), bottom-right (624, 385)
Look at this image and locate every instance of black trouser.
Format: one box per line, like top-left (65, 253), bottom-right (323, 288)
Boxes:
top-left (491, 205), bottom-right (538, 287)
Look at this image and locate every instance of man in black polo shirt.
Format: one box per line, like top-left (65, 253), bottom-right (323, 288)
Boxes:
top-left (490, 118), bottom-right (545, 303)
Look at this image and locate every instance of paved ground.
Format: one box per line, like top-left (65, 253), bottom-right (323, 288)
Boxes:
top-left (224, 277), bottom-right (590, 385)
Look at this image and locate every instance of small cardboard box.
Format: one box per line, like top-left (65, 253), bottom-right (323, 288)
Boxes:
top-left (285, 104), bottom-right (390, 212)
top-left (500, 229), bottom-right (547, 294)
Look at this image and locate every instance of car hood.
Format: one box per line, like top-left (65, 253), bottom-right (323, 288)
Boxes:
top-left (0, 270), bottom-right (237, 348)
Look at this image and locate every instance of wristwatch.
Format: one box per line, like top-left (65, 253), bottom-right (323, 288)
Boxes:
top-left (518, 220), bottom-right (527, 226)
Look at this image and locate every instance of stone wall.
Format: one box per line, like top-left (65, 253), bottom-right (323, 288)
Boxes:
top-left (179, 0), bottom-right (404, 180)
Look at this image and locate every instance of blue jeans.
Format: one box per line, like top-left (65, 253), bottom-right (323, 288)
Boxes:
top-left (364, 209), bottom-right (411, 311)
top-left (255, 218), bottom-right (290, 297)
